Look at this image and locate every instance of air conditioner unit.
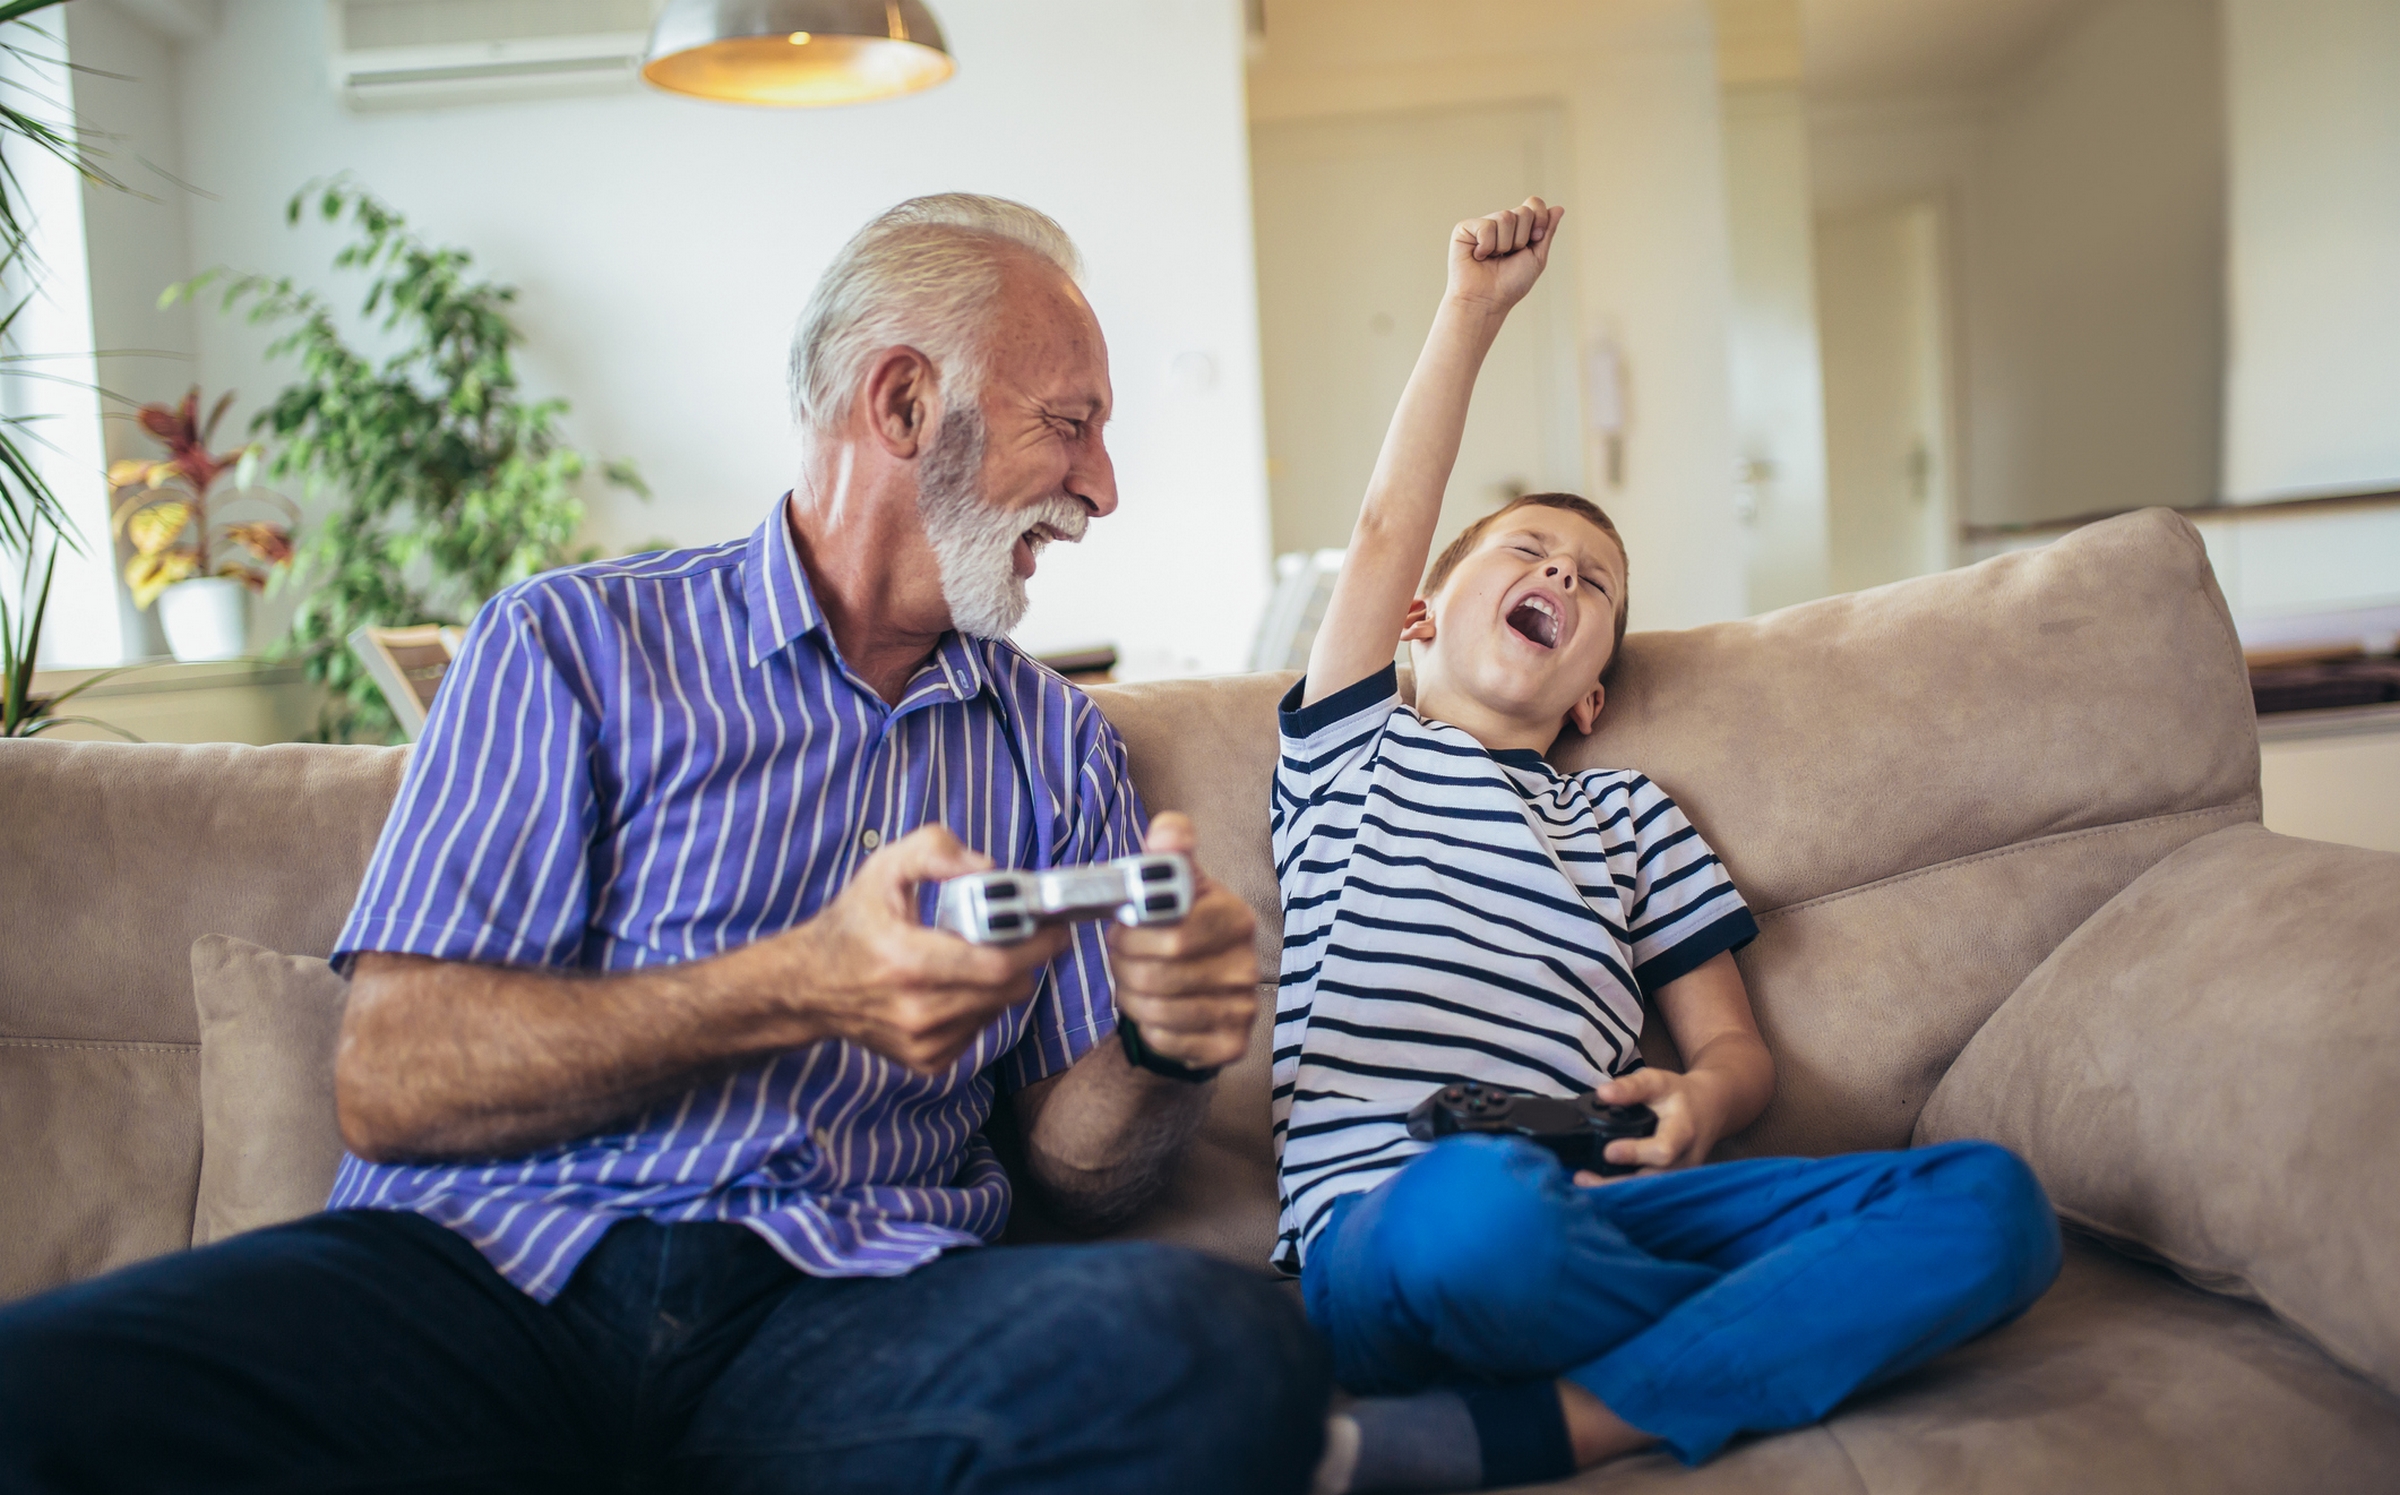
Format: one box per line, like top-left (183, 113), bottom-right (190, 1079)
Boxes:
top-left (326, 0), bottom-right (662, 110)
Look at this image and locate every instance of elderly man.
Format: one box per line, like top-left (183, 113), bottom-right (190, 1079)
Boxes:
top-left (0, 196), bottom-right (1329, 1492)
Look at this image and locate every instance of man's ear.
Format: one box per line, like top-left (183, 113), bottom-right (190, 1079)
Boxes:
top-left (860, 345), bottom-right (938, 459)
top-left (1565, 680), bottom-right (1605, 736)
top-left (1399, 597), bottom-right (1436, 643)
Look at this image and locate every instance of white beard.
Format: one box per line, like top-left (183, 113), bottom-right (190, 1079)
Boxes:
top-left (918, 401), bottom-right (1089, 639)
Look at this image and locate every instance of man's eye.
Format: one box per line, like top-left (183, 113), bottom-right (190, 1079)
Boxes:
top-left (1512, 546), bottom-right (1541, 558)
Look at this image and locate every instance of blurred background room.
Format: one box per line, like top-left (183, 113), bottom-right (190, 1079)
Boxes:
top-left (5, 0), bottom-right (2395, 850)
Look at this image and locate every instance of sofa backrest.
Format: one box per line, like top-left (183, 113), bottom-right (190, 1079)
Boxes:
top-left (0, 741), bottom-right (405, 1298)
top-left (0, 508), bottom-right (2261, 1296)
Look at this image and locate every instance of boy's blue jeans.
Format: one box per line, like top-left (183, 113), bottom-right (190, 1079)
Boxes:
top-left (1301, 1136), bottom-right (2062, 1466)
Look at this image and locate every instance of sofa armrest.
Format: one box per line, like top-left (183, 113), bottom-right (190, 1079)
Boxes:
top-left (1916, 823), bottom-right (2400, 1394)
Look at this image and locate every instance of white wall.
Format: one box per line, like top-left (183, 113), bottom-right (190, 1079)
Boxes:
top-left (2220, 0), bottom-right (2400, 503)
top-left (137, 0), bottom-right (1270, 678)
top-left (2261, 724), bottom-right (2400, 855)
top-left (1809, 0), bottom-right (2224, 529)
top-left (1248, 0), bottom-right (1748, 633)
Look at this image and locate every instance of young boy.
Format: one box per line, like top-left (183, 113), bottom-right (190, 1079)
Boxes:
top-left (1276, 199), bottom-right (2062, 1494)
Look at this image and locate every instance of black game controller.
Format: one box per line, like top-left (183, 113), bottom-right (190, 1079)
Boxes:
top-left (1405, 1082), bottom-right (1659, 1177)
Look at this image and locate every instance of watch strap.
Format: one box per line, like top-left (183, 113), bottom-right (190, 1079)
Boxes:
top-left (1117, 1016), bottom-right (1222, 1083)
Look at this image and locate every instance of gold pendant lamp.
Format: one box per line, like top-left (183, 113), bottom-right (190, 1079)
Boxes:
top-left (641, 0), bottom-right (955, 107)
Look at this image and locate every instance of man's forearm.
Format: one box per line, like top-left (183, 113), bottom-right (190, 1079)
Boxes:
top-left (1014, 1037), bottom-right (1215, 1234)
top-left (337, 943), bottom-right (817, 1163)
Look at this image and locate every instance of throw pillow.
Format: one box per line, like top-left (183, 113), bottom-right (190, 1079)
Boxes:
top-left (189, 933), bottom-right (350, 1245)
top-left (1915, 823), bottom-right (2400, 1394)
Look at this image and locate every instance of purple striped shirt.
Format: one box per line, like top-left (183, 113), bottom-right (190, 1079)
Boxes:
top-left (328, 497), bottom-right (1146, 1301)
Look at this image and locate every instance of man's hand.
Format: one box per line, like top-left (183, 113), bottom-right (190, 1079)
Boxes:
top-left (1104, 812), bottom-right (1260, 1071)
top-left (1571, 1066), bottom-right (1731, 1183)
top-left (795, 824), bottom-right (1071, 1075)
top-left (1447, 196), bottom-right (1565, 314)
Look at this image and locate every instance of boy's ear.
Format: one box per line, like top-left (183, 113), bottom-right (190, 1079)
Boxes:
top-left (1565, 681), bottom-right (1605, 736)
top-left (1399, 597), bottom-right (1436, 643)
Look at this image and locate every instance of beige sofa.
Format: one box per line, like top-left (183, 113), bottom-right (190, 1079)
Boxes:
top-left (4, 509), bottom-right (2396, 1491)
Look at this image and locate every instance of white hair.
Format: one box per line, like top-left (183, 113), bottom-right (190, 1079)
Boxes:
top-left (788, 193), bottom-right (1084, 438)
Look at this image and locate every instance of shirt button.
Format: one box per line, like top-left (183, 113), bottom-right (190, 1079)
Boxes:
top-left (812, 1127), bottom-right (834, 1151)
top-left (860, 828), bottom-right (882, 851)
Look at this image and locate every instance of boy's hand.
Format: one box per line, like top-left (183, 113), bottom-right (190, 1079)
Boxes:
top-left (1572, 1067), bottom-right (1728, 1182)
top-left (1447, 196), bottom-right (1565, 313)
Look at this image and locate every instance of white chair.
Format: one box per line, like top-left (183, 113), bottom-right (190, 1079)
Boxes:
top-left (1248, 549), bottom-right (1348, 674)
top-left (347, 624), bottom-right (465, 741)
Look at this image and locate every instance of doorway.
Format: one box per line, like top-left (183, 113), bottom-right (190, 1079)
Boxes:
top-left (1815, 198), bottom-right (1955, 593)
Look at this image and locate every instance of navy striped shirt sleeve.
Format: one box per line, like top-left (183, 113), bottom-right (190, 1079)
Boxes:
top-left (334, 582), bottom-right (602, 975)
top-left (1622, 781), bottom-right (1757, 994)
top-left (993, 698), bottom-right (1150, 1092)
top-left (1276, 663), bottom-right (1400, 805)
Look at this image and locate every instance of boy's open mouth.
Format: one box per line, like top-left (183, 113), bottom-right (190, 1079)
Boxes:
top-left (1506, 594), bottom-right (1561, 648)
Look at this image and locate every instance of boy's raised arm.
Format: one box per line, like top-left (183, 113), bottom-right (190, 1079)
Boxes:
top-left (1301, 196), bottom-right (1567, 707)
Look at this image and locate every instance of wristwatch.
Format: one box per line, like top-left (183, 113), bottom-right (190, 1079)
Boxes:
top-left (1117, 1017), bottom-right (1222, 1083)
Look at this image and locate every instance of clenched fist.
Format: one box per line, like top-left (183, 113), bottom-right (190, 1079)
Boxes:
top-left (1447, 196), bottom-right (1565, 315)
top-left (1104, 812), bottom-right (1260, 1073)
top-left (791, 824), bottom-right (1071, 1075)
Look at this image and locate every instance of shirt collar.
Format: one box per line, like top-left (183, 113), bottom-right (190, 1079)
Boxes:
top-left (743, 494), bottom-right (825, 668)
top-left (740, 493), bottom-right (993, 709)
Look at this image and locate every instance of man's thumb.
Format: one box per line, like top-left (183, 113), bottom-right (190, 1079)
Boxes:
top-left (1144, 811), bottom-right (1197, 856)
top-left (873, 824), bottom-right (991, 891)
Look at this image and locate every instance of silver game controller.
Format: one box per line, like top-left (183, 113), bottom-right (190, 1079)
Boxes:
top-left (933, 852), bottom-right (1196, 944)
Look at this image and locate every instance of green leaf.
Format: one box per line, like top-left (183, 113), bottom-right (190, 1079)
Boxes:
top-left (181, 178), bottom-right (647, 741)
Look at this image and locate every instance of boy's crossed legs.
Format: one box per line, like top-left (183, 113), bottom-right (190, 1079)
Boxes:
top-left (1303, 1136), bottom-right (2062, 1491)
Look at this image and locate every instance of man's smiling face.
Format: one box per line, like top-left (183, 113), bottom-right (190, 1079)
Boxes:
top-left (1414, 509), bottom-right (1628, 736)
top-left (915, 252), bottom-right (1119, 639)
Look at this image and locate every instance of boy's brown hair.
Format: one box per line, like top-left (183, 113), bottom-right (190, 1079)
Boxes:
top-left (1420, 492), bottom-right (1630, 682)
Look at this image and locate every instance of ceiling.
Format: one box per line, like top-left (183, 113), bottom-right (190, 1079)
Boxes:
top-left (1800, 0), bottom-right (2099, 99)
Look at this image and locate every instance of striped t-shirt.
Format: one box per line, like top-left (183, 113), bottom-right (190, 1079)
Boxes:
top-left (1269, 665), bottom-right (1758, 1271)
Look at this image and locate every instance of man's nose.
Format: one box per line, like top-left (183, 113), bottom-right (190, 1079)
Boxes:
top-left (1073, 432), bottom-right (1119, 519)
top-left (1547, 564), bottom-right (1573, 590)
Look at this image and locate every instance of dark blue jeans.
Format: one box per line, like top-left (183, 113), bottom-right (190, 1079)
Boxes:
top-left (1303, 1137), bottom-right (2061, 1465)
top-left (0, 1209), bottom-right (1329, 1493)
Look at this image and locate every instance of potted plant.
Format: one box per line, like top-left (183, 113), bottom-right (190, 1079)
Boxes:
top-left (171, 179), bottom-right (645, 740)
top-left (108, 388), bottom-right (296, 662)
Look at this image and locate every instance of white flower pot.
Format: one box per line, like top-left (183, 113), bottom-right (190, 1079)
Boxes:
top-left (157, 576), bottom-right (250, 662)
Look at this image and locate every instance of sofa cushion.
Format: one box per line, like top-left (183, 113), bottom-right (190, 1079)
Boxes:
top-left (0, 740), bottom-right (407, 1045)
top-left (1525, 1237), bottom-right (2400, 1493)
top-left (191, 935), bottom-right (351, 1246)
top-left (1915, 824), bottom-right (2400, 1394)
